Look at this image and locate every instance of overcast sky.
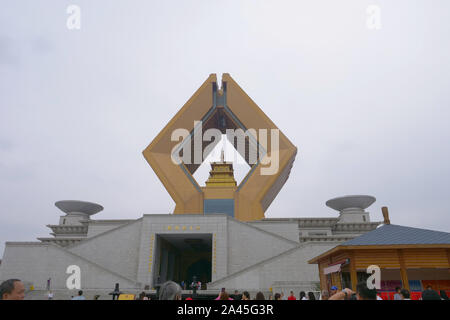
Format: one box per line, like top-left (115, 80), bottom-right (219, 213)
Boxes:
top-left (1, 1), bottom-right (450, 255)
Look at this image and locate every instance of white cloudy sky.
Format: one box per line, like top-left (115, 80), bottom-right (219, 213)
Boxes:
top-left (1, 1), bottom-right (450, 255)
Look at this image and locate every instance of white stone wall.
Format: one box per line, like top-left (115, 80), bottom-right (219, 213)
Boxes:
top-left (0, 243), bottom-right (137, 290)
top-left (86, 221), bottom-right (132, 238)
top-left (299, 228), bottom-right (333, 237)
top-left (248, 221), bottom-right (300, 242)
top-left (69, 220), bottom-right (142, 281)
top-left (209, 242), bottom-right (338, 291)
top-left (227, 219), bottom-right (298, 275)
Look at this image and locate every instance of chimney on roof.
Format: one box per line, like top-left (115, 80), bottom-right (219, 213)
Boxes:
top-left (382, 206), bottom-right (390, 225)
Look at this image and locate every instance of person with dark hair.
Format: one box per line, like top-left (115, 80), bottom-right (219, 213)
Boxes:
top-left (255, 291), bottom-right (265, 300)
top-left (241, 291), bottom-right (250, 300)
top-left (72, 290), bottom-right (86, 300)
top-left (159, 281), bottom-right (182, 300)
top-left (394, 287), bottom-right (402, 300)
top-left (138, 291), bottom-right (148, 300)
top-left (109, 283), bottom-right (122, 300)
top-left (0, 279), bottom-right (25, 300)
top-left (356, 281), bottom-right (377, 300)
top-left (329, 281), bottom-right (377, 300)
top-left (287, 291), bottom-right (296, 300)
top-left (299, 291), bottom-right (307, 300)
top-left (274, 293), bottom-right (281, 300)
top-left (400, 288), bottom-right (410, 300)
top-left (307, 292), bottom-right (316, 300)
top-left (421, 285), bottom-right (441, 300)
top-left (439, 290), bottom-right (449, 300)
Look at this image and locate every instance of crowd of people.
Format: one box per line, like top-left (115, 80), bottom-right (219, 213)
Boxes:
top-left (1, 278), bottom-right (448, 300)
top-left (157, 281), bottom-right (449, 301)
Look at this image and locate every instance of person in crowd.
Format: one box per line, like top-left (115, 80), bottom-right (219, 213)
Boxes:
top-left (439, 290), bottom-right (449, 300)
top-left (274, 293), bottom-right (282, 300)
top-left (307, 292), bottom-right (316, 300)
top-left (215, 288), bottom-right (225, 300)
top-left (280, 292), bottom-right (286, 300)
top-left (329, 281), bottom-right (377, 300)
top-left (320, 290), bottom-right (329, 300)
top-left (329, 286), bottom-right (338, 297)
top-left (255, 292), bottom-right (265, 300)
top-left (110, 283), bottom-right (122, 300)
top-left (159, 281), bottom-right (182, 300)
top-left (241, 291), bottom-right (250, 300)
top-left (216, 288), bottom-right (233, 300)
top-left (0, 279), bottom-right (25, 300)
top-left (421, 285), bottom-right (441, 300)
top-left (299, 291), bottom-right (307, 300)
top-left (287, 291), bottom-right (296, 300)
top-left (219, 291), bottom-right (231, 300)
top-left (138, 291), bottom-right (149, 300)
top-left (72, 290), bottom-right (86, 300)
top-left (400, 288), bottom-right (410, 300)
top-left (393, 287), bottom-right (402, 300)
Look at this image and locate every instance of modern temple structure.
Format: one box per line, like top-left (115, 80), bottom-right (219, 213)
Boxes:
top-left (0, 196), bottom-right (381, 295)
top-left (0, 74), bottom-right (383, 297)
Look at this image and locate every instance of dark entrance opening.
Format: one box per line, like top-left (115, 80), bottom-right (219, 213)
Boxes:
top-left (154, 234), bottom-right (212, 289)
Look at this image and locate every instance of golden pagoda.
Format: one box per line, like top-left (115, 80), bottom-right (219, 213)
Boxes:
top-left (205, 150), bottom-right (237, 187)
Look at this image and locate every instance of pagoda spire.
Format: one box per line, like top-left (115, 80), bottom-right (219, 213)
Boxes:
top-left (205, 150), bottom-right (237, 187)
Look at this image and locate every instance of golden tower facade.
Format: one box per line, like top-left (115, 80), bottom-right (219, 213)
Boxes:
top-left (205, 151), bottom-right (237, 188)
top-left (143, 74), bottom-right (297, 221)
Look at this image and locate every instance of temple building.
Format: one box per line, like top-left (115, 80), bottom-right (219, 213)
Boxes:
top-left (1, 74), bottom-right (387, 298)
top-left (0, 195), bottom-right (381, 298)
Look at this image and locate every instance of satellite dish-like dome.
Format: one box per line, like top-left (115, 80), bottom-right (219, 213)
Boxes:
top-left (326, 195), bottom-right (376, 212)
top-left (55, 200), bottom-right (103, 215)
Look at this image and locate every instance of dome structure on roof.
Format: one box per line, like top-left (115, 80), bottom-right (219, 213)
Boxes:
top-left (55, 200), bottom-right (103, 216)
top-left (326, 195), bottom-right (376, 212)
